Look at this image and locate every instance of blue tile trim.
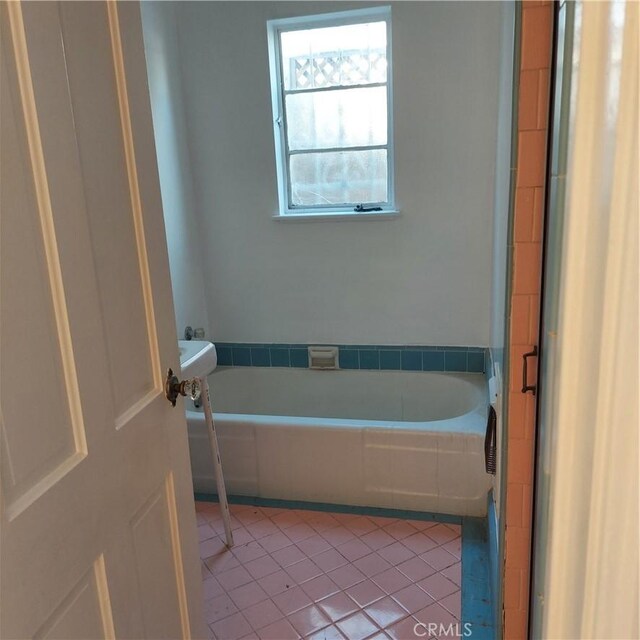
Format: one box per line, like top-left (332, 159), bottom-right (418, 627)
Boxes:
top-left (213, 343), bottom-right (487, 373)
top-left (339, 349), bottom-right (359, 369)
top-left (462, 516), bottom-right (495, 638)
top-left (359, 349), bottom-right (380, 370)
top-left (487, 491), bottom-right (500, 635)
top-left (250, 347), bottom-right (270, 367)
top-left (422, 350), bottom-right (445, 371)
top-left (445, 350), bottom-right (467, 372)
top-left (270, 348), bottom-right (290, 367)
top-left (194, 492), bottom-right (463, 525)
top-left (216, 345), bottom-right (232, 366)
top-left (380, 350), bottom-right (401, 370)
top-left (401, 350), bottom-right (422, 371)
top-left (231, 346), bottom-right (250, 366)
top-left (290, 348), bottom-right (308, 368)
top-left (467, 351), bottom-right (485, 373)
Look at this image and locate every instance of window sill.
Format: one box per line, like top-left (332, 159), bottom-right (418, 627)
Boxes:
top-left (272, 210), bottom-right (401, 222)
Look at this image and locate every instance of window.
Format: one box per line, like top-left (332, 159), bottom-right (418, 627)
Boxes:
top-left (267, 7), bottom-right (395, 218)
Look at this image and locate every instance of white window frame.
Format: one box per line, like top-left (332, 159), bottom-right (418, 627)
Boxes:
top-left (267, 6), bottom-right (396, 220)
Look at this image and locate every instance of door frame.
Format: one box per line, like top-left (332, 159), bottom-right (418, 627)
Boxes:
top-left (500, 1), bottom-right (555, 637)
top-left (530, 1), bottom-right (639, 637)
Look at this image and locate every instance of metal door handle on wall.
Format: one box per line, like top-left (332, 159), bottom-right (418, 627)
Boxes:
top-left (522, 346), bottom-right (538, 395)
top-left (485, 405), bottom-right (497, 475)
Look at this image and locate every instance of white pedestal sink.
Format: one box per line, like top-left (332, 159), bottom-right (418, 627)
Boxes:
top-left (176, 339), bottom-right (233, 547)
top-left (178, 340), bottom-right (217, 379)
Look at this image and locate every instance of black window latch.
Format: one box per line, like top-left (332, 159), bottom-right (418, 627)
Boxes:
top-left (354, 204), bottom-right (383, 212)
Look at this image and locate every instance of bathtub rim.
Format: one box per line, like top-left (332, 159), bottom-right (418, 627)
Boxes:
top-left (185, 404), bottom-right (487, 436)
top-left (192, 368), bottom-right (489, 430)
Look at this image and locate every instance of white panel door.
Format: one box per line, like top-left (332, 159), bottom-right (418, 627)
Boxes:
top-left (0, 2), bottom-right (204, 638)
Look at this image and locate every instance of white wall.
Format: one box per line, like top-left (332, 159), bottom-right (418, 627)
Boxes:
top-left (491, 2), bottom-right (516, 367)
top-left (160, 1), bottom-right (508, 346)
top-left (489, 1), bottom-right (516, 523)
top-left (141, 2), bottom-right (210, 336)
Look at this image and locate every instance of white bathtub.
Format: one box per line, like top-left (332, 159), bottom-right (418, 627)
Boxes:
top-left (186, 367), bottom-right (492, 517)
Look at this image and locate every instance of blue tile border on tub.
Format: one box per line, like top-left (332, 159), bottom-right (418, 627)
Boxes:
top-left (231, 346), bottom-right (251, 366)
top-left (467, 351), bottom-right (485, 374)
top-left (445, 350), bottom-right (467, 372)
top-left (380, 350), bottom-right (401, 370)
top-left (422, 350), bottom-right (445, 371)
top-left (290, 348), bottom-right (308, 368)
top-left (216, 345), bottom-right (232, 366)
top-left (401, 350), bottom-right (422, 371)
top-left (269, 347), bottom-right (290, 367)
top-left (251, 347), bottom-right (270, 367)
top-left (359, 349), bottom-right (380, 369)
top-left (211, 343), bottom-right (488, 374)
top-left (338, 349), bottom-right (359, 369)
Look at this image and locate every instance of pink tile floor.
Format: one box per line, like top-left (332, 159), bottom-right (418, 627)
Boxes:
top-left (197, 502), bottom-right (461, 640)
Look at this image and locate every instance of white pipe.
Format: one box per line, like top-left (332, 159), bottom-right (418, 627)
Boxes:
top-left (200, 376), bottom-right (234, 547)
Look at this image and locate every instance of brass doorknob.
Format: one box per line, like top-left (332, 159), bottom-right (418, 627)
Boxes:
top-left (164, 368), bottom-right (202, 407)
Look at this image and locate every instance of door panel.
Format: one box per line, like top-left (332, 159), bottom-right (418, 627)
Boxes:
top-left (131, 474), bottom-right (191, 640)
top-left (0, 2), bottom-right (203, 638)
top-left (36, 557), bottom-right (114, 640)
top-left (56, 1), bottom-right (158, 420)
top-left (1, 42), bottom-right (85, 516)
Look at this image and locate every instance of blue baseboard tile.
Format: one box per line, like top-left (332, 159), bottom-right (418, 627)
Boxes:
top-left (462, 623), bottom-right (494, 640)
top-left (194, 492), bottom-right (463, 525)
top-left (488, 491), bottom-right (500, 636)
top-left (462, 516), bottom-right (495, 638)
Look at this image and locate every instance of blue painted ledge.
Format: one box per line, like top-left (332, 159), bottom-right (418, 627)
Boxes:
top-left (488, 492), bottom-right (500, 635)
top-left (462, 517), bottom-right (495, 639)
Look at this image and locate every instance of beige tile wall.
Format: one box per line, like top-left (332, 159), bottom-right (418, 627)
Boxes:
top-left (503, 2), bottom-right (553, 638)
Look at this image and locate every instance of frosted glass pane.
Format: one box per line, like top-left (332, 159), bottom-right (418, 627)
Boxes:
top-left (286, 86), bottom-right (387, 151)
top-left (281, 21), bottom-right (387, 91)
top-left (289, 149), bottom-right (387, 206)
